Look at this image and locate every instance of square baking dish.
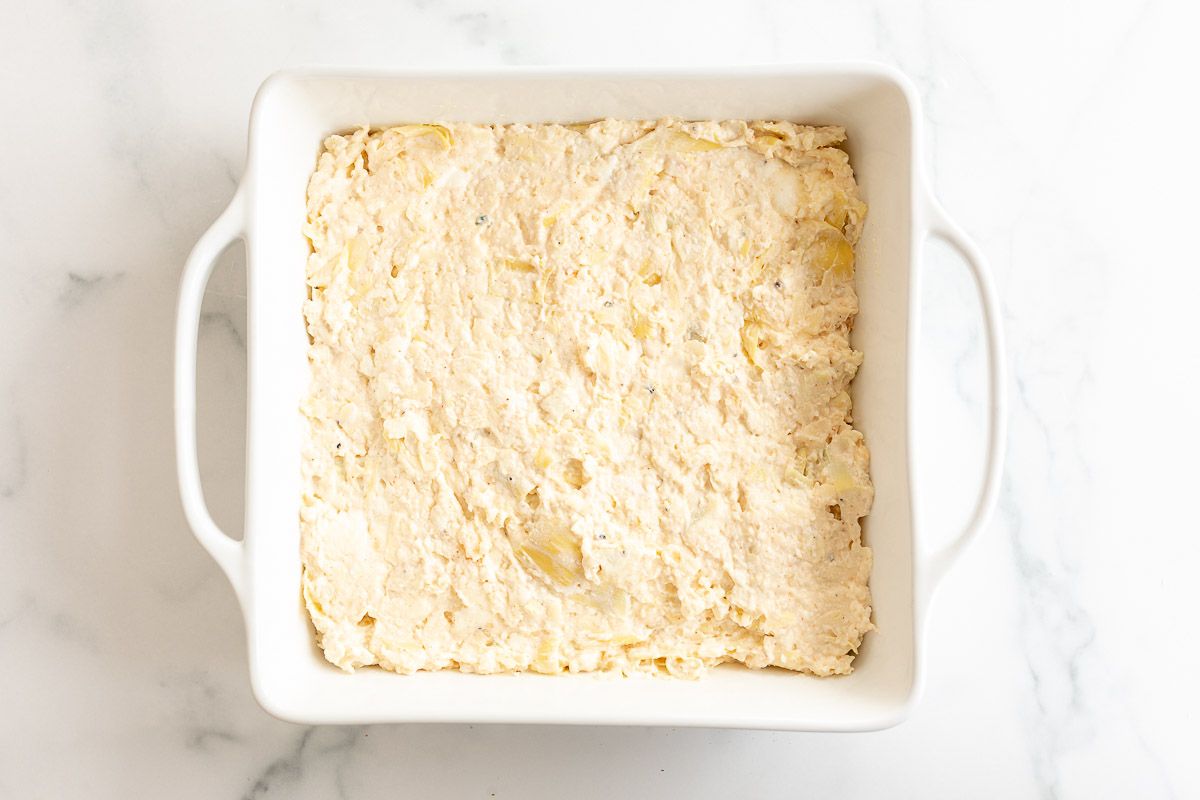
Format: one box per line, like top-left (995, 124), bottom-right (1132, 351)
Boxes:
top-left (175, 64), bottom-right (1005, 730)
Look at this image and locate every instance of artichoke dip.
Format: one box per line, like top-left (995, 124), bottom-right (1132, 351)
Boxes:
top-left (300, 119), bottom-right (873, 678)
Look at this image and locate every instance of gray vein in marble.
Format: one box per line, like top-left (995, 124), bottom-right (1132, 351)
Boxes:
top-left (1013, 374), bottom-right (1054, 471)
top-left (242, 728), bottom-right (314, 800)
top-left (923, 262), bottom-right (985, 407)
top-left (162, 669), bottom-right (243, 756)
top-left (219, 152), bottom-right (240, 189)
top-left (185, 728), bottom-right (241, 750)
top-left (0, 592), bottom-right (100, 653)
top-left (460, 14), bottom-right (524, 64)
top-left (70, 0), bottom-right (209, 234)
top-left (58, 271), bottom-right (126, 310)
top-left (45, 607), bottom-right (102, 652)
top-left (1130, 725), bottom-right (1179, 800)
top-left (0, 595), bottom-right (34, 632)
top-left (1000, 482), bottom-right (1093, 799)
top-left (242, 727), bottom-right (363, 800)
top-left (451, 11), bottom-right (492, 46)
top-left (435, 3), bottom-right (539, 64)
top-left (1004, 347), bottom-right (1173, 798)
top-left (870, 0), bottom-right (954, 192)
top-left (200, 310), bottom-right (246, 352)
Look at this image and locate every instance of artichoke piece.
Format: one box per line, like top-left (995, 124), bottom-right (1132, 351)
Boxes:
top-left (562, 458), bottom-right (587, 490)
top-left (389, 123), bottom-right (454, 149)
top-left (824, 191), bottom-right (868, 234)
top-left (740, 321), bottom-right (770, 369)
top-left (502, 258), bottom-right (537, 273)
top-left (804, 225), bottom-right (855, 280)
top-left (533, 635), bottom-right (563, 672)
top-left (662, 130), bottom-right (723, 153)
top-left (516, 521), bottom-right (582, 587)
top-left (826, 458), bottom-right (858, 493)
top-left (632, 312), bottom-right (653, 340)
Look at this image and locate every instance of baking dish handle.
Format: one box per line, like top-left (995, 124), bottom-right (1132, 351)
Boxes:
top-left (918, 194), bottom-right (1008, 606)
top-left (175, 189), bottom-right (246, 598)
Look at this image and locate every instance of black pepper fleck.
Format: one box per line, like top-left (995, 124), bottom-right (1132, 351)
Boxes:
top-left (774, 280), bottom-right (783, 289)
top-left (476, 214), bottom-right (489, 225)
top-left (336, 442), bottom-right (342, 449)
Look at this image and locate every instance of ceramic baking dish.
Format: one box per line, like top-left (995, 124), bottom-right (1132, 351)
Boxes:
top-left (175, 64), bottom-right (1005, 730)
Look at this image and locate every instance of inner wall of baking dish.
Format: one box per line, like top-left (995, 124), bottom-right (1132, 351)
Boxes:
top-left (244, 70), bottom-right (915, 725)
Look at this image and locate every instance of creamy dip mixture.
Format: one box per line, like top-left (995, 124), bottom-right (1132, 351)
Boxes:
top-left (300, 119), bottom-right (873, 678)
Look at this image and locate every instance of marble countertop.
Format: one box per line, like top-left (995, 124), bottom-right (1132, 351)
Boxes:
top-left (2, 1), bottom-right (1197, 797)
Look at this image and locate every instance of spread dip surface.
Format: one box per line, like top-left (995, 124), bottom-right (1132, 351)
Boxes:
top-left (300, 119), bottom-right (873, 678)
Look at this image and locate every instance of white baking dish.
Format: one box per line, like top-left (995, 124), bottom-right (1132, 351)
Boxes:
top-left (175, 64), bottom-right (1005, 730)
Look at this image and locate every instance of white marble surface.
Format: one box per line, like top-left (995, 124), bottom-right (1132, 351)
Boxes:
top-left (2, 0), bottom-right (1197, 797)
